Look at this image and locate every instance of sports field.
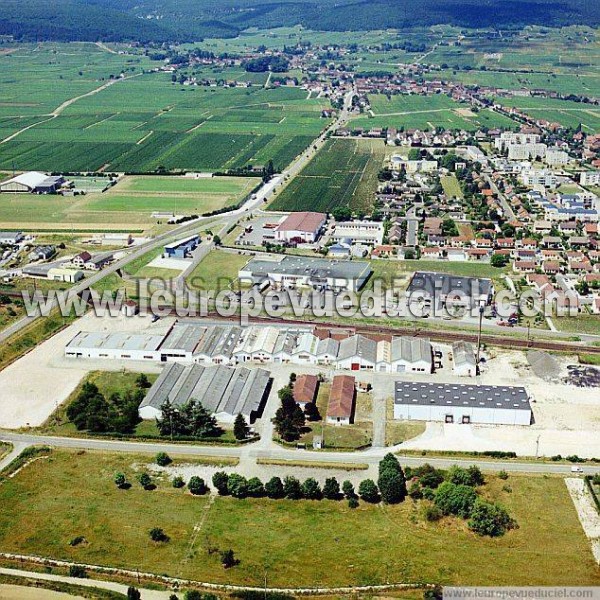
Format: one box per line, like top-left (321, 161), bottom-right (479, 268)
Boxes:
top-left (0, 175), bottom-right (255, 231)
top-left (0, 44), bottom-right (330, 173)
top-left (0, 449), bottom-right (598, 587)
top-left (269, 138), bottom-right (386, 213)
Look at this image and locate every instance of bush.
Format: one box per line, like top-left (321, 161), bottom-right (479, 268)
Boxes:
top-left (408, 482), bottom-right (423, 500)
top-left (377, 454), bottom-right (407, 504)
top-left (423, 505), bottom-right (443, 522)
top-left (468, 499), bottom-right (516, 537)
top-left (434, 482), bottom-right (477, 518)
top-left (221, 548), bottom-right (238, 569)
top-left (301, 478), bottom-right (322, 500)
top-left (265, 476), bottom-right (284, 499)
top-left (284, 476), bottom-right (303, 500)
top-left (188, 476), bottom-right (208, 495)
top-left (227, 474), bottom-right (249, 499)
top-left (446, 465), bottom-right (484, 487)
top-left (358, 479), bottom-right (379, 503)
top-left (212, 471), bottom-right (230, 495)
top-left (156, 452), bottom-right (172, 466)
top-left (498, 470), bottom-right (509, 480)
top-left (323, 477), bottom-right (340, 500)
top-left (172, 476), bottom-right (185, 488)
top-left (127, 587), bottom-right (142, 600)
top-left (247, 477), bottom-right (265, 497)
top-left (348, 496), bottom-right (359, 509)
top-left (342, 480), bottom-right (355, 499)
top-left (138, 472), bottom-right (153, 490)
top-left (114, 472), bottom-right (128, 488)
top-left (566, 455), bottom-right (585, 463)
top-left (149, 527), bottom-right (169, 543)
top-left (68, 565), bottom-right (87, 578)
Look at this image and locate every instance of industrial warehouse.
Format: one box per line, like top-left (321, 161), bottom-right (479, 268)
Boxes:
top-left (407, 271), bottom-right (493, 309)
top-left (394, 382), bottom-right (533, 426)
top-left (65, 321), bottom-right (434, 373)
top-left (238, 255), bottom-right (372, 292)
top-left (138, 362), bottom-right (271, 423)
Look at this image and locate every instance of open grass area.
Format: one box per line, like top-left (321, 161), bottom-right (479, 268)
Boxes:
top-left (269, 138), bottom-right (385, 213)
top-left (554, 314), bottom-right (600, 335)
top-left (0, 449), bottom-right (598, 587)
top-left (440, 174), bottom-right (464, 199)
top-left (0, 175), bottom-right (253, 232)
top-left (186, 249), bottom-right (250, 291)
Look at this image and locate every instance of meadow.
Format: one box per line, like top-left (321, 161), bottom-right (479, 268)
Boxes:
top-left (0, 175), bottom-right (255, 231)
top-left (0, 44), bottom-right (330, 173)
top-left (0, 449), bottom-right (598, 588)
top-left (269, 137), bottom-right (386, 213)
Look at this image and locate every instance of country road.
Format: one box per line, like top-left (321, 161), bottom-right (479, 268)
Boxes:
top-left (1, 430), bottom-right (597, 476)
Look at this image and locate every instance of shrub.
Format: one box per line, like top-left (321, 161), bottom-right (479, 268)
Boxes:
top-left (424, 505), bottom-right (443, 522)
top-left (498, 470), bottom-right (509, 480)
top-left (422, 487), bottom-right (435, 501)
top-left (246, 477), bottom-right (265, 497)
top-left (172, 476), bottom-right (185, 488)
top-left (149, 527), bottom-right (169, 543)
top-left (342, 480), bottom-right (355, 499)
top-left (446, 465), bottom-right (484, 487)
top-left (138, 472), bottom-right (152, 490)
top-left (323, 477), bottom-right (340, 500)
top-left (408, 482), bottom-right (423, 500)
top-left (227, 474), bottom-right (249, 499)
top-left (156, 452), bottom-right (172, 466)
top-left (127, 588), bottom-right (142, 600)
top-left (358, 479), bottom-right (379, 503)
top-left (283, 476), bottom-right (302, 500)
top-left (188, 476), bottom-right (207, 496)
top-left (434, 482), bottom-right (477, 518)
top-left (348, 496), bottom-right (359, 509)
top-left (378, 454), bottom-right (407, 504)
top-left (221, 548), bottom-right (238, 568)
top-left (114, 472), bottom-right (127, 488)
top-left (265, 476), bottom-right (284, 499)
top-left (212, 471), bottom-right (230, 495)
top-left (468, 499), bottom-right (516, 537)
top-left (301, 478), bottom-right (322, 500)
top-left (68, 565), bottom-right (87, 578)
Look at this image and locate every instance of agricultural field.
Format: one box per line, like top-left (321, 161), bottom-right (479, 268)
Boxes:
top-left (352, 94), bottom-right (518, 131)
top-left (0, 449), bottom-right (598, 587)
top-left (493, 96), bottom-right (600, 133)
top-left (269, 138), bottom-right (386, 213)
top-left (0, 175), bottom-right (254, 231)
top-left (0, 44), bottom-right (330, 173)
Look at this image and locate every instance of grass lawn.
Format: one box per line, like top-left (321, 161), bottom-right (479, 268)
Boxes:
top-left (0, 443), bottom-right (11, 464)
top-left (440, 174), bottom-right (464, 199)
top-left (579, 354), bottom-right (600, 366)
top-left (554, 314), bottom-right (600, 335)
top-left (293, 384), bottom-right (373, 450)
top-left (0, 450), bottom-right (598, 587)
top-left (186, 249), bottom-right (250, 292)
top-left (0, 298), bottom-right (26, 333)
top-left (385, 399), bottom-right (427, 446)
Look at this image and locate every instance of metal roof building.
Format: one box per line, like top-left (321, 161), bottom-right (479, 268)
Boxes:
top-left (0, 172), bottom-right (64, 193)
top-left (138, 363), bottom-right (271, 424)
top-left (407, 271), bottom-right (493, 308)
top-left (65, 331), bottom-right (165, 361)
top-left (452, 341), bottom-right (477, 377)
top-left (394, 381), bottom-right (532, 426)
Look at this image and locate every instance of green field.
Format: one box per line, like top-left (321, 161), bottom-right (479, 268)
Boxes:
top-left (0, 44), bottom-right (329, 173)
top-left (440, 174), bottom-right (463, 199)
top-left (186, 249), bottom-right (250, 291)
top-left (269, 138), bottom-right (385, 213)
top-left (0, 175), bottom-right (254, 231)
top-left (0, 449), bottom-right (598, 588)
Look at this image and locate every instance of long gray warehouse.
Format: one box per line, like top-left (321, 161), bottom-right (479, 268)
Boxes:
top-left (138, 362), bottom-right (271, 424)
top-left (394, 381), bottom-right (532, 426)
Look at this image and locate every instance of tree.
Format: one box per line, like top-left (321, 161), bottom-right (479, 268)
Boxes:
top-left (304, 402), bottom-right (321, 422)
top-left (342, 480), bottom-right (355, 499)
top-left (322, 477), bottom-right (340, 500)
top-left (408, 148), bottom-right (421, 160)
top-left (212, 471), bottom-right (230, 495)
top-left (188, 476), bottom-right (207, 495)
top-left (233, 413), bottom-right (250, 440)
top-left (138, 472), bottom-right (152, 490)
top-left (247, 477), bottom-right (265, 497)
top-left (149, 527), bottom-right (169, 543)
top-left (265, 476), bottom-right (284, 499)
top-left (447, 465), bottom-right (484, 487)
top-left (155, 452), bottom-right (172, 466)
top-left (273, 388), bottom-right (305, 442)
top-left (358, 479), bottom-right (379, 503)
top-left (348, 496), bottom-right (359, 509)
top-left (468, 500), bottom-right (516, 537)
top-left (301, 478), bottom-right (322, 500)
top-left (331, 206), bottom-right (352, 222)
top-left (213, 234), bottom-right (222, 246)
top-left (227, 474), bottom-right (249, 499)
top-left (69, 565), bottom-right (87, 578)
top-left (136, 373), bottom-right (150, 389)
top-left (221, 549), bottom-right (238, 569)
top-left (377, 454), bottom-right (407, 504)
top-left (434, 482), bottom-right (477, 518)
top-left (491, 253), bottom-right (509, 268)
top-left (172, 476), bottom-right (185, 489)
top-left (114, 472), bottom-right (127, 488)
top-left (283, 476), bottom-right (303, 500)
top-left (127, 587), bottom-right (142, 600)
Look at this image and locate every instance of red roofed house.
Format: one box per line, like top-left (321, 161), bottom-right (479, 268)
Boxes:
top-left (274, 211), bottom-right (327, 243)
top-left (293, 374), bottom-right (319, 405)
top-left (327, 375), bottom-right (355, 426)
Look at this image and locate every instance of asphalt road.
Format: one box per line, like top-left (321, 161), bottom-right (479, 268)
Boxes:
top-left (1, 430), bottom-right (597, 476)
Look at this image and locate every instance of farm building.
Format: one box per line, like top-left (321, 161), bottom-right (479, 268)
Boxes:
top-left (293, 374), bottom-right (319, 405)
top-left (164, 234), bottom-right (200, 259)
top-left (0, 172), bottom-right (64, 193)
top-left (326, 375), bottom-right (356, 426)
top-left (274, 211), bottom-right (327, 243)
top-left (394, 382), bottom-right (532, 426)
top-left (452, 341), bottom-right (477, 377)
top-left (138, 362), bottom-right (271, 424)
top-left (239, 255), bottom-right (372, 292)
top-left (407, 271), bottom-right (493, 309)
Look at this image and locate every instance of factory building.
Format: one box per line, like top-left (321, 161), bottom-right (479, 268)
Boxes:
top-left (407, 271), bottom-right (493, 308)
top-left (238, 255), bottom-right (372, 293)
top-left (394, 382), bottom-right (532, 426)
top-left (65, 331), bottom-right (165, 361)
top-left (138, 362), bottom-right (271, 424)
top-left (274, 211), bottom-right (327, 244)
top-left (164, 234), bottom-right (200, 259)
